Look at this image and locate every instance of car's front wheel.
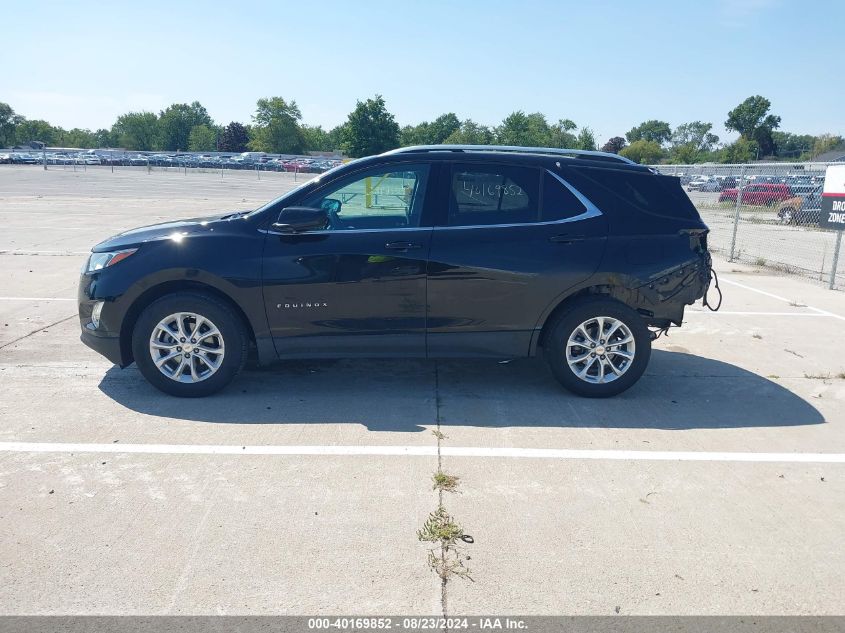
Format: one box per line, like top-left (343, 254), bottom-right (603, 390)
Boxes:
top-left (545, 297), bottom-right (651, 398)
top-left (132, 292), bottom-right (247, 397)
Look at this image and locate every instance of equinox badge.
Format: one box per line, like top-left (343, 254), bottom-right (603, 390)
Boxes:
top-left (277, 302), bottom-right (329, 309)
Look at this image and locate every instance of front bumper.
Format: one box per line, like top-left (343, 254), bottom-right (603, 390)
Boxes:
top-left (78, 272), bottom-right (128, 366)
top-left (79, 328), bottom-right (124, 366)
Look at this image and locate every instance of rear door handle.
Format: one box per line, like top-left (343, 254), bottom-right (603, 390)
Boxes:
top-left (549, 234), bottom-right (586, 244)
top-left (385, 241), bottom-right (422, 250)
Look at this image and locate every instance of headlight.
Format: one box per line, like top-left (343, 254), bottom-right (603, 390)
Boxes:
top-left (85, 248), bottom-right (137, 272)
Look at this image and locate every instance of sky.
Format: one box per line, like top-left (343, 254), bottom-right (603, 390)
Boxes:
top-left (3, 0), bottom-right (843, 144)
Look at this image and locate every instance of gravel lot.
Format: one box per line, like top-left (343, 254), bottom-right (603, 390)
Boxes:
top-left (1, 165), bottom-right (844, 615)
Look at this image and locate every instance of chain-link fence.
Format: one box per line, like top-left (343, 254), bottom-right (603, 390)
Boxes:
top-left (651, 162), bottom-right (844, 290)
top-left (0, 147), bottom-right (342, 176)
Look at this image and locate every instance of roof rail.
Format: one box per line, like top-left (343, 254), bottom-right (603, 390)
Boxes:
top-left (384, 144), bottom-right (637, 165)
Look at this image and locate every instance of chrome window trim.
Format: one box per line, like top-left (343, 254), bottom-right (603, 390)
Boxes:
top-left (259, 171), bottom-right (602, 234)
top-left (545, 170), bottom-right (603, 220)
top-left (259, 226), bottom-right (432, 236)
top-left (435, 170), bottom-right (602, 231)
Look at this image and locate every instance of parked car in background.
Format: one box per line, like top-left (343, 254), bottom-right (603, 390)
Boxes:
top-left (10, 153), bottom-right (38, 164)
top-left (719, 183), bottom-right (793, 206)
top-left (0, 153), bottom-right (12, 164)
top-left (776, 185), bottom-right (822, 225)
top-left (687, 177), bottom-right (721, 192)
top-left (717, 176), bottom-right (737, 190)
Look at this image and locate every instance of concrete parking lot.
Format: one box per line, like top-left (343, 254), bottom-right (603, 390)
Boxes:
top-left (1, 166), bottom-right (844, 615)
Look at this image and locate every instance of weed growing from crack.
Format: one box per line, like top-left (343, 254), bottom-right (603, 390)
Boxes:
top-left (433, 471), bottom-right (461, 493)
top-left (418, 505), bottom-right (474, 582)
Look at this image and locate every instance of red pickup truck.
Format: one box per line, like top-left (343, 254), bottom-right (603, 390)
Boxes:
top-left (718, 183), bottom-right (793, 206)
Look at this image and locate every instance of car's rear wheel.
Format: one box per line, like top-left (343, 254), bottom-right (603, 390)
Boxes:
top-left (545, 297), bottom-right (651, 398)
top-left (132, 292), bottom-right (247, 397)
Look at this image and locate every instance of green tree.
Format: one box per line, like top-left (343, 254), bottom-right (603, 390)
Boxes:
top-left (248, 96), bottom-right (305, 154)
top-left (810, 133), bottom-right (845, 159)
top-left (188, 124), bottom-right (217, 151)
top-left (574, 127), bottom-right (597, 151)
top-left (496, 111), bottom-right (553, 146)
top-left (327, 125), bottom-right (347, 152)
top-left (341, 95), bottom-right (400, 157)
top-left (547, 119), bottom-right (578, 148)
top-left (112, 111), bottom-right (159, 150)
top-left (771, 131), bottom-right (815, 159)
top-left (725, 95), bottom-right (780, 157)
top-left (626, 120), bottom-right (672, 145)
top-left (218, 122), bottom-right (250, 153)
top-left (0, 102), bottom-right (24, 147)
top-left (619, 139), bottom-right (665, 164)
top-left (601, 136), bottom-right (627, 153)
top-left (14, 119), bottom-right (57, 145)
top-left (94, 128), bottom-right (117, 148)
top-left (57, 128), bottom-right (99, 148)
top-left (443, 119), bottom-right (494, 145)
top-left (301, 125), bottom-right (332, 152)
top-left (400, 112), bottom-right (461, 146)
top-left (719, 138), bottom-right (758, 163)
top-left (157, 101), bottom-right (213, 152)
top-left (669, 121), bottom-right (719, 163)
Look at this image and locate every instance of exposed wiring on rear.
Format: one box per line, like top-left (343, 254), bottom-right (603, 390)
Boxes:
top-left (703, 262), bottom-right (723, 312)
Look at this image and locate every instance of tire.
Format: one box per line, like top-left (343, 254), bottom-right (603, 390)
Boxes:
top-left (131, 292), bottom-right (247, 397)
top-left (544, 297), bottom-right (651, 398)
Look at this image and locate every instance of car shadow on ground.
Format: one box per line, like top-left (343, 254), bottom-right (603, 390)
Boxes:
top-left (97, 350), bottom-right (825, 432)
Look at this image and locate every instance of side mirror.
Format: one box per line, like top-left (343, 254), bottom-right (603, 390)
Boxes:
top-left (272, 207), bottom-right (329, 233)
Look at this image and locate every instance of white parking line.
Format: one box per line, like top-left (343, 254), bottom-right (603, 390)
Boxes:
top-left (0, 249), bottom-right (89, 256)
top-left (1, 442), bottom-right (843, 463)
top-left (685, 310), bottom-right (829, 316)
top-left (720, 277), bottom-right (845, 322)
top-left (0, 297), bottom-right (75, 301)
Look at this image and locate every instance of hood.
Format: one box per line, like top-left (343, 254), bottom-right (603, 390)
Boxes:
top-left (92, 211), bottom-right (249, 252)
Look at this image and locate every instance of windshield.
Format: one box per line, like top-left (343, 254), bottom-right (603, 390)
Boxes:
top-left (247, 160), bottom-right (355, 217)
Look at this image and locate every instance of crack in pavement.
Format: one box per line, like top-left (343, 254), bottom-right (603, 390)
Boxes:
top-left (0, 314), bottom-right (77, 351)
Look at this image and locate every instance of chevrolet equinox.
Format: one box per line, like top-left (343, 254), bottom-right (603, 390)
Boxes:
top-left (79, 145), bottom-right (713, 398)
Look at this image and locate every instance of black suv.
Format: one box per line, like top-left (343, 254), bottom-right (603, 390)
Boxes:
top-left (79, 145), bottom-right (712, 398)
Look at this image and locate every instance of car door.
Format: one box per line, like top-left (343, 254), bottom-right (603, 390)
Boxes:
top-left (261, 162), bottom-right (433, 358)
top-left (426, 161), bottom-right (608, 358)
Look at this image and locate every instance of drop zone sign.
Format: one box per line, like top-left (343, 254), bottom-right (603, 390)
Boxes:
top-left (821, 164), bottom-right (845, 230)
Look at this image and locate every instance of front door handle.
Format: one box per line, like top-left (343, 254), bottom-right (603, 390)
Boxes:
top-left (549, 234), bottom-right (586, 244)
top-left (385, 241), bottom-right (422, 251)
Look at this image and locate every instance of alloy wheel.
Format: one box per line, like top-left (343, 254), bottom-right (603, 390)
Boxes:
top-left (565, 316), bottom-right (636, 384)
top-left (148, 312), bottom-right (225, 383)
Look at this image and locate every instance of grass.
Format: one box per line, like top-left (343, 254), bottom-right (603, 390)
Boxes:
top-left (752, 333), bottom-right (763, 339)
top-left (804, 372), bottom-right (845, 380)
top-left (431, 429), bottom-right (446, 441)
top-left (418, 505), bottom-right (474, 582)
top-left (432, 471), bottom-right (460, 493)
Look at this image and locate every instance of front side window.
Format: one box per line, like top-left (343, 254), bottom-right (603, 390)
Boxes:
top-left (302, 163), bottom-right (429, 230)
top-left (449, 164), bottom-right (540, 226)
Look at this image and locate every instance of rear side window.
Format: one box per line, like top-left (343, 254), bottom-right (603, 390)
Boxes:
top-left (449, 164), bottom-right (540, 226)
top-left (570, 168), bottom-right (700, 221)
top-left (542, 172), bottom-right (588, 221)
